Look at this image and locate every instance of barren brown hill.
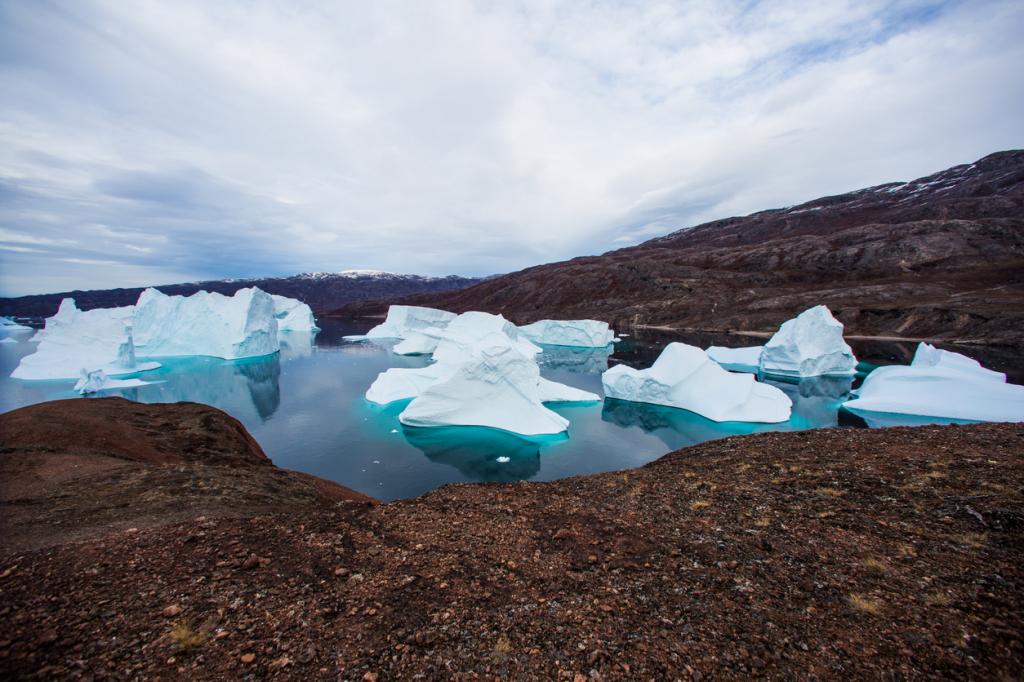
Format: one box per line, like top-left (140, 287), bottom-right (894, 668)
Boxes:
top-left (328, 150), bottom-right (1024, 345)
top-left (0, 398), bottom-right (373, 553)
top-left (0, 400), bottom-right (1021, 679)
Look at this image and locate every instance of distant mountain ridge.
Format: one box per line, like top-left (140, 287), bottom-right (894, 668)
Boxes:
top-left (0, 270), bottom-right (486, 320)
top-left (329, 150), bottom-right (1024, 345)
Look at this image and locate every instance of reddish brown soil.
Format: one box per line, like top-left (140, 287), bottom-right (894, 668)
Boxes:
top-left (1, 405), bottom-right (1021, 679)
top-left (0, 398), bottom-right (373, 553)
top-left (329, 150), bottom-right (1024, 346)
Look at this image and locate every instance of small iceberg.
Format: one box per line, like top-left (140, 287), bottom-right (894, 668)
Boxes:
top-left (517, 319), bottom-right (617, 348)
top-left (601, 342), bottom-right (792, 423)
top-left (74, 369), bottom-right (155, 395)
top-left (272, 294), bottom-right (320, 332)
top-left (843, 344), bottom-right (1022, 423)
top-left (350, 305), bottom-right (456, 341)
top-left (706, 345), bottom-right (763, 373)
top-left (11, 299), bottom-right (160, 380)
top-left (134, 287), bottom-right (279, 359)
top-left (759, 305), bottom-right (857, 378)
top-left (1, 315), bottom-right (32, 342)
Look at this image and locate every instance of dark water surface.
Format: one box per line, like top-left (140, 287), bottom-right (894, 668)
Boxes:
top-left (1, 320), bottom-right (1020, 501)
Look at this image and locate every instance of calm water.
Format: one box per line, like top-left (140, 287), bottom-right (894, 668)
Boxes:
top-left (1, 320), bottom-right (1020, 501)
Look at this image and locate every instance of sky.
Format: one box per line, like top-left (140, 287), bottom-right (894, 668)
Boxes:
top-left (1, 0), bottom-right (1022, 296)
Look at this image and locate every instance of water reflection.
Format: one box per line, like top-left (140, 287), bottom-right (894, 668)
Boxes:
top-left (769, 375), bottom-right (853, 428)
top-left (138, 354), bottom-right (281, 422)
top-left (402, 425), bottom-right (563, 481)
top-left (537, 344), bottom-right (613, 374)
top-left (600, 398), bottom-right (789, 451)
top-left (279, 331), bottom-right (316, 360)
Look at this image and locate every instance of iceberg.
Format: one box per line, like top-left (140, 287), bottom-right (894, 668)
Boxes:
top-left (911, 342), bottom-right (1006, 382)
top-left (10, 299), bottom-right (160, 381)
top-left (518, 319), bottom-right (617, 348)
top-left (133, 287), bottom-right (279, 359)
top-left (392, 330), bottom-right (442, 356)
top-left (271, 294), bottom-right (319, 332)
top-left (601, 342), bottom-right (792, 423)
top-left (759, 305), bottom-right (857, 378)
top-left (706, 345), bottom-right (763, 373)
top-left (843, 343), bottom-right (1021, 423)
top-left (0, 316), bottom-right (32, 340)
top-left (74, 369), bottom-right (154, 395)
top-left (359, 305), bottom-right (457, 340)
top-left (398, 344), bottom-right (571, 436)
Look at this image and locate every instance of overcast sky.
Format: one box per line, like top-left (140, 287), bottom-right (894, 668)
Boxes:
top-left (1, 0), bottom-right (1022, 296)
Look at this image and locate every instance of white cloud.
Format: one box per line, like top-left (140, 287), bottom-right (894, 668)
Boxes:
top-left (0, 0), bottom-right (1021, 296)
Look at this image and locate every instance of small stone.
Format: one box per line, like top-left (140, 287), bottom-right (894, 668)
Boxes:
top-left (348, 573), bottom-right (364, 584)
top-left (162, 605), bottom-right (182, 617)
top-left (241, 556), bottom-right (259, 570)
top-left (334, 566), bottom-right (349, 577)
top-left (363, 672), bottom-right (379, 682)
top-left (269, 656), bottom-right (292, 670)
top-left (240, 653), bottom-right (255, 664)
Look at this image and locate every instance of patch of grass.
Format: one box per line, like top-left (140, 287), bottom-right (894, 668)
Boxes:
top-left (848, 593), bottom-right (884, 615)
top-left (492, 634), bottom-right (512, 662)
top-left (925, 592), bottom-right (952, 606)
top-left (754, 517), bottom-right (771, 527)
top-left (169, 622), bottom-right (204, 651)
top-left (813, 487), bottom-right (844, 498)
top-left (895, 542), bottom-right (917, 558)
top-left (861, 557), bottom-right (889, 573)
top-left (953, 532), bottom-right (987, 549)
top-left (816, 511), bottom-right (836, 519)
top-left (689, 500), bottom-right (711, 511)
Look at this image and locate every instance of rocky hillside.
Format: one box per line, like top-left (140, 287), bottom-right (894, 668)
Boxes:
top-left (1, 398), bottom-right (1021, 678)
top-left (329, 151), bottom-right (1024, 345)
top-left (0, 398), bottom-right (372, 553)
top-left (0, 271), bottom-right (484, 319)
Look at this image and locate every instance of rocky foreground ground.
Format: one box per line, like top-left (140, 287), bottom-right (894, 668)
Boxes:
top-left (1, 399), bottom-right (1022, 680)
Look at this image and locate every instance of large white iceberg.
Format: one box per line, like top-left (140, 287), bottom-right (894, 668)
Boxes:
top-left (518, 319), bottom-right (617, 348)
top-left (759, 306), bottom-right (857, 378)
top-left (361, 305), bottom-right (456, 340)
top-left (271, 294), bottom-right (319, 332)
top-left (843, 344), bottom-right (1022, 423)
top-left (10, 299), bottom-right (160, 380)
top-left (602, 342), bottom-right (792, 423)
top-left (398, 344), bottom-right (571, 436)
top-left (133, 287), bottom-right (279, 359)
top-left (706, 345), bottom-right (763, 373)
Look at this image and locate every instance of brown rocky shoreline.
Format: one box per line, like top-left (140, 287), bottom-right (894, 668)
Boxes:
top-left (1, 398), bottom-right (1022, 679)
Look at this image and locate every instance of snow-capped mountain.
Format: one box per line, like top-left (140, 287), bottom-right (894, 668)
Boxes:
top-left (0, 271), bottom-right (486, 320)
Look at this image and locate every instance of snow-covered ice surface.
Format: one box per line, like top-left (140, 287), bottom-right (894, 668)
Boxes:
top-left (518, 319), bottom-right (617, 348)
top-left (759, 306), bottom-right (857, 378)
top-left (843, 343), bottom-right (1022, 423)
top-left (11, 299), bottom-right (160, 380)
top-left (355, 305), bottom-right (456, 340)
top-left (73, 369), bottom-right (154, 395)
top-left (706, 345), bottom-right (763, 373)
top-left (398, 345), bottom-right (572, 436)
top-left (272, 294), bottom-right (319, 332)
top-left (602, 342), bottom-right (792, 423)
top-left (911, 342), bottom-right (1006, 382)
top-left (134, 287), bottom-right (279, 359)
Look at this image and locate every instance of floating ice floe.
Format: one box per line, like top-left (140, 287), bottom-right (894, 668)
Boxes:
top-left (11, 299), bottom-right (160, 381)
top-left (843, 344), bottom-right (1022, 423)
top-left (601, 342), bottom-right (792, 423)
top-left (272, 294), bottom-right (320, 332)
top-left (0, 316), bottom-right (31, 341)
top-left (706, 345), bottom-right (763, 373)
top-left (517, 319), bottom-right (617, 348)
top-left (74, 369), bottom-right (154, 395)
top-left (134, 287), bottom-right (279, 359)
top-left (759, 305), bottom-right (857, 378)
top-left (349, 305), bottom-right (457, 341)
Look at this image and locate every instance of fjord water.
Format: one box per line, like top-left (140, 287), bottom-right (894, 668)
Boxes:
top-left (0, 320), bottom-right (1018, 501)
